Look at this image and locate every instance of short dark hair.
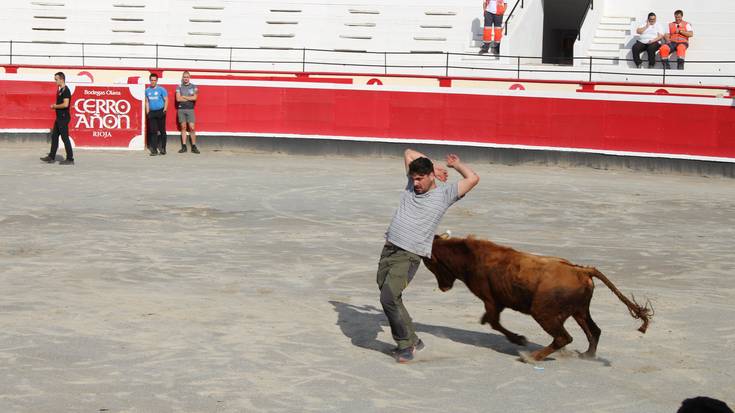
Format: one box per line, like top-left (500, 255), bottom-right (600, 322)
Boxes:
top-left (408, 157), bottom-right (434, 176)
top-left (54, 72), bottom-right (65, 81)
top-left (675, 10), bottom-right (683, 17)
top-left (647, 12), bottom-right (656, 19)
top-left (149, 73), bottom-right (158, 80)
top-left (677, 396), bottom-right (733, 413)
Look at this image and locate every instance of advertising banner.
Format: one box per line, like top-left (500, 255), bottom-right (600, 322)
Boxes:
top-left (69, 84), bottom-right (145, 149)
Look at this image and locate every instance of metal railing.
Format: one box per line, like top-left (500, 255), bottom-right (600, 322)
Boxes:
top-left (504, 0), bottom-right (524, 35)
top-left (577, 0), bottom-right (594, 40)
top-left (0, 40), bottom-right (733, 86)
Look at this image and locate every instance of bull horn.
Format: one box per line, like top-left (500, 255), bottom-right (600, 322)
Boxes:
top-left (439, 230), bottom-right (452, 239)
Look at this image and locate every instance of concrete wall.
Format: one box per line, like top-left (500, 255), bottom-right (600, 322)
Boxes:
top-left (0, 0), bottom-right (483, 53)
top-left (505, 0), bottom-right (545, 64)
top-left (1, 0), bottom-right (733, 61)
top-left (574, 0), bottom-right (605, 65)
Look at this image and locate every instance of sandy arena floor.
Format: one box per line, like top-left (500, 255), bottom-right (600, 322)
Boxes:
top-left (0, 144), bottom-right (733, 412)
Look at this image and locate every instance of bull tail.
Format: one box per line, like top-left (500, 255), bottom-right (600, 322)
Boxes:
top-left (588, 268), bottom-right (654, 333)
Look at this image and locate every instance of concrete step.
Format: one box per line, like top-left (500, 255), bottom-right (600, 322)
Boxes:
top-left (458, 57), bottom-right (507, 64)
top-left (588, 49), bottom-right (619, 58)
top-left (600, 16), bottom-right (634, 25)
top-left (593, 37), bottom-right (626, 44)
top-left (588, 58), bottom-right (618, 65)
top-left (595, 29), bottom-right (627, 38)
top-left (459, 51), bottom-right (503, 60)
top-left (589, 42), bottom-right (621, 51)
top-left (578, 58), bottom-right (618, 66)
top-left (599, 23), bottom-right (631, 32)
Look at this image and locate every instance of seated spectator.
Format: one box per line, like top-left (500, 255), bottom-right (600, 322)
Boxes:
top-left (632, 12), bottom-right (665, 68)
top-left (660, 9), bottom-right (694, 70)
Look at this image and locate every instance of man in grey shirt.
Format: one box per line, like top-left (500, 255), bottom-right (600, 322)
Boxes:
top-left (377, 148), bottom-right (480, 363)
top-left (176, 71), bottom-right (200, 154)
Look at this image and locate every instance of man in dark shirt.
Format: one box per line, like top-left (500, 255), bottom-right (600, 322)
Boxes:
top-left (40, 72), bottom-right (74, 165)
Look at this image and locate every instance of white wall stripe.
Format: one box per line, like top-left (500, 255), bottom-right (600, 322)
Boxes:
top-left (132, 78), bottom-right (735, 108)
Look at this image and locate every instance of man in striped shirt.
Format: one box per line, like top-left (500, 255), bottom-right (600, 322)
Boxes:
top-left (377, 148), bottom-right (480, 363)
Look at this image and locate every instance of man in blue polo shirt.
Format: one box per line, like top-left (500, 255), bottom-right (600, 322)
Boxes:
top-left (144, 73), bottom-right (168, 156)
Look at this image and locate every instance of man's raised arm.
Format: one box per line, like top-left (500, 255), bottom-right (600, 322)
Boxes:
top-left (446, 154), bottom-right (479, 196)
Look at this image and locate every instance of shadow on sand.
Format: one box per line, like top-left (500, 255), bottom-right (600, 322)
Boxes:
top-left (329, 300), bottom-right (544, 359)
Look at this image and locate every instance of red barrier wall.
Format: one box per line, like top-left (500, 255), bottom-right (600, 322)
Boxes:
top-left (0, 80), bottom-right (57, 128)
top-left (3, 78), bottom-right (735, 161)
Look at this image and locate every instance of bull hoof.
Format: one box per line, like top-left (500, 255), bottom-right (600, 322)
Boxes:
top-left (509, 335), bottom-right (528, 346)
top-left (518, 350), bottom-right (538, 364)
top-left (530, 351), bottom-right (546, 362)
top-left (579, 351), bottom-right (596, 360)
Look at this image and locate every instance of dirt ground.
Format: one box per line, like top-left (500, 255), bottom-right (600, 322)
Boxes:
top-left (1, 144), bottom-right (733, 412)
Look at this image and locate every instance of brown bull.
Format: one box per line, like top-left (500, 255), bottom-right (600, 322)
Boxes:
top-left (422, 234), bottom-right (653, 362)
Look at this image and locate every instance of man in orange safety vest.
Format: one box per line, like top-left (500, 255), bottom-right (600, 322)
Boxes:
top-left (479, 0), bottom-right (506, 55)
top-left (659, 10), bottom-right (694, 70)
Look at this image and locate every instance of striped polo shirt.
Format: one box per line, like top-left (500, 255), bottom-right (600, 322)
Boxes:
top-left (385, 178), bottom-right (461, 258)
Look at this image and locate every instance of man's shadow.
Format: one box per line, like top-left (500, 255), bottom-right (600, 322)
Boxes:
top-left (329, 301), bottom-right (543, 358)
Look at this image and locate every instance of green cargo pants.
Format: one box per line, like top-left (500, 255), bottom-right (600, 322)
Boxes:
top-left (376, 243), bottom-right (421, 350)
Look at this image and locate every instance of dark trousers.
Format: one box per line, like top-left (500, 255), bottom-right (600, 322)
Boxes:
top-left (49, 112), bottom-right (73, 160)
top-left (483, 10), bottom-right (503, 28)
top-left (376, 244), bottom-right (421, 350)
top-left (632, 41), bottom-right (660, 66)
top-left (147, 109), bottom-right (167, 151)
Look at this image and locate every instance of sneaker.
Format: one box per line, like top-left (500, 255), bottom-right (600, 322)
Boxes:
top-left (40, 155), bottom-right (55, 163)
top-left (395, 347), bottom-right (415, 363)
top-left (178, 146), bottom-right (187, 153)
top-left (392, 339), bottom-right (425, 355)
top-left (59, 159), bottom-right (74, 165)
top-left (191, 145), bottom-right (200, 154)
top-left (478, 43), bottom-right (490, 55)
top-left (150, 150), bottom-right (158, 156)
top-left (159, 148), bottom-right (166, 155)
top-left (677, 59), bottom-right (685, 70)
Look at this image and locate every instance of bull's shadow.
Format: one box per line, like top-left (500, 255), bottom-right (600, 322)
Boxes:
top-left (329, 301), bottom-right (543, 358)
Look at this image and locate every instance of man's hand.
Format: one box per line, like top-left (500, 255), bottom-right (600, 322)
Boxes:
top-left (445, 153), bottom-right (480, 197)
top-left (434, 165), bottom-right (448, 182)
top-left (446, 153), bottom-right (461, 168)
